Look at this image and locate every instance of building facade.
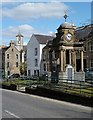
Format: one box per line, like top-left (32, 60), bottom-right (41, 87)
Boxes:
top-left (5, 41), bottom-right (20, 77)
top-left (27, 34), bottom-right (53, 76)
top-left (4, 33), bottom-right (27, 78)
top-left (0, 46), bottom-right (8, 78)
top-left (76, 24), bottom-right (93, 69)
top-left (42, 20), bottom-right (85, 82)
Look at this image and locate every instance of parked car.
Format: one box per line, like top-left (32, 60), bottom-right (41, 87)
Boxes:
top-left (8, 73), bottom-right (20, 79)
top-left (85, 68), bottom-right (93, 80)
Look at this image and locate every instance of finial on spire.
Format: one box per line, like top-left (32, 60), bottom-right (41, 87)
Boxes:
top-left (63, 11), bottom-right (68, 22)
top-left (18, 29), bottom-right (21, 35)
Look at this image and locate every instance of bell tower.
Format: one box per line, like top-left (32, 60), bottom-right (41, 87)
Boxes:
top-left (16, 32), bottom-right (24, 51)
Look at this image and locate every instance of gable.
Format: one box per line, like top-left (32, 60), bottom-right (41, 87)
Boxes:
top-left (5, 45), bottom-right (20, 54)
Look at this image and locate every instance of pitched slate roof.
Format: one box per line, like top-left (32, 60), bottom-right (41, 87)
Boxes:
top-left (75, 24), bottom-right (93, 41)
top-left (34, 34), bottom-right (54, 44)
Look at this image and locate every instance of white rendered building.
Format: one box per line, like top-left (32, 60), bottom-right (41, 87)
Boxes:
top-left (27, 34), bottom-right (53, 76)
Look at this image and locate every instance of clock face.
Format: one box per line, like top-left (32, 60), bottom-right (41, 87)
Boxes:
top-left (65, 33), bottom-right (72, 41)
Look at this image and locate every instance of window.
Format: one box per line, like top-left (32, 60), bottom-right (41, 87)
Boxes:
top-left (16, 62), bottom-right (18, 67)
top-left (84, 46), bottom-right (86, 52)
top-left (89, 42), bottom-right (93, 51)
top-left (7, 54), bottom-right (9, 59)
top-left (35, 59), bottom-right (38, 66)
top-left (35, 48), bottom-right (38, 56)
top-left (16, 54), bottom-right (18, 59)
top-left (47, 53), bottom-right (49, 60)
top-left (90, 60), bottom-right (93, 67)
top-left (34, 70), bottom-right (39, 76)
top-left (52, 50), bottom-right (55, 59)
top-left (43, 51), bottom-right (46, 60)
top-left (28, 70), bottom-right (30, 76)
top-left (34, 70), bottom-right (36, 75)
top-left (7, 62), bottom-right (9, 68)
top-left (8, 71), bottom-right (10, 76)
top-left (44, 63), bottom-right (46, 71)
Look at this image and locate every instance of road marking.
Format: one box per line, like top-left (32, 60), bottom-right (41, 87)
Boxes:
top-left (5, 110), bottom-right (20, 118)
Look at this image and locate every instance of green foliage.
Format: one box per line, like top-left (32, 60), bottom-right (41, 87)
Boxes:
top-left (20, 62), bottom-right (27, 75)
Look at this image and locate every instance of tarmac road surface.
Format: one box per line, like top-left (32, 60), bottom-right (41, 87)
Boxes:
top-left (1, 89), bottom-right (92, 119)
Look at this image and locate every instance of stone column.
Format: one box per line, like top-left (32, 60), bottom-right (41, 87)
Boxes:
top-left (72, 50), bottom-right (76, 72)
top-left (63, 50), bottom-right (66, 71)
top-left (81, 50), bottom-right (84, 72)
top-left (69, 50), bottom-right (71, 65)
top-left (74, 50), bottom-right (76, 72)
top-left (60, 50), bottom-right (63, 72)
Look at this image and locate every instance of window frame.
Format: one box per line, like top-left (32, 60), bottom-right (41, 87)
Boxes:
top-left (35, 48), bottom-right (38, 56)
top-left (7, 54), bottom-right (9, 59)
top-left (16, 54), bottom-right (18, 59)
top-left (7, 62), bottom-right (9, 68)
top-left (16, 62), bottom-right (18, 67)
top-left (35, 59), bottom-right (38, 67)
top-left (89, 42), bottom-right (93, 52)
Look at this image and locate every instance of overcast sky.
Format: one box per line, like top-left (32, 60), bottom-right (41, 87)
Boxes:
top-left (0, 0), bottom-right (92, 45)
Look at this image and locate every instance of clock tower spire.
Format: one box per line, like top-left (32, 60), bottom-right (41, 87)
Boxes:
top-left (16, 32), bottom-right (24, 51)
top-left (63, 11), bottom-right (68, 22)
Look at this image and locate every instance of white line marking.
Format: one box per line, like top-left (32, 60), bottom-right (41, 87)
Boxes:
top-left (5, 110), bottom-right (20, 118)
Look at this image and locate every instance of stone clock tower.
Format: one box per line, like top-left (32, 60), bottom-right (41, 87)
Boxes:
top-left (16, 32), bottom-right (24, 51)
top-left (49, 13), bottom-right (85, 82)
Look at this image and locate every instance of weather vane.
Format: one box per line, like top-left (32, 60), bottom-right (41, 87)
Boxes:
top-left (63, 11), bottom-right (68, 22)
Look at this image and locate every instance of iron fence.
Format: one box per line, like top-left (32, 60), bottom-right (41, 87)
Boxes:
top-left (2, 76), bottom-right (93, 97)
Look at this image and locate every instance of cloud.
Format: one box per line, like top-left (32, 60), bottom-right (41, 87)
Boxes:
top-left (2, 2), bottom-right (68, 21)
top-left (2, 0), bottom-right (64, 2)
top-left (2, 24), bottom-right (40, 45)
top-left (2, 0), bottom-right (14, 2)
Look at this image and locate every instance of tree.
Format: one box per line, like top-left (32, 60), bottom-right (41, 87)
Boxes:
top-left (20, 62), bottom-right (27, 75)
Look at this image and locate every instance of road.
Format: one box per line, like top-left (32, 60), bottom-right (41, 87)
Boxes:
top-left (1, 88), bottom-right (92, 119)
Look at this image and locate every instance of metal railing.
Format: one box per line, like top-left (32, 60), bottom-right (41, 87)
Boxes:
top-left (43, 77), bottom-right (93, 97)
top-left (2, 76), bottom-right (93, 97)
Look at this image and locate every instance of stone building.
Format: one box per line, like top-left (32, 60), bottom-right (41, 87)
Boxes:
top-left (42, 15), bottom-right (85, 82)
top-left (4, 33), bottom-right (27, 78)
top-left (5, 41), bottom-right (20, 77)
top-left (0, 46), bottom-right (8, 78)
top-left (75, 24), bottom-right (93, 69)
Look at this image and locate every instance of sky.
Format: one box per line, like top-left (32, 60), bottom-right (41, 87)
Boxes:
top-left (0, 0), bottom-right (92, 46)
